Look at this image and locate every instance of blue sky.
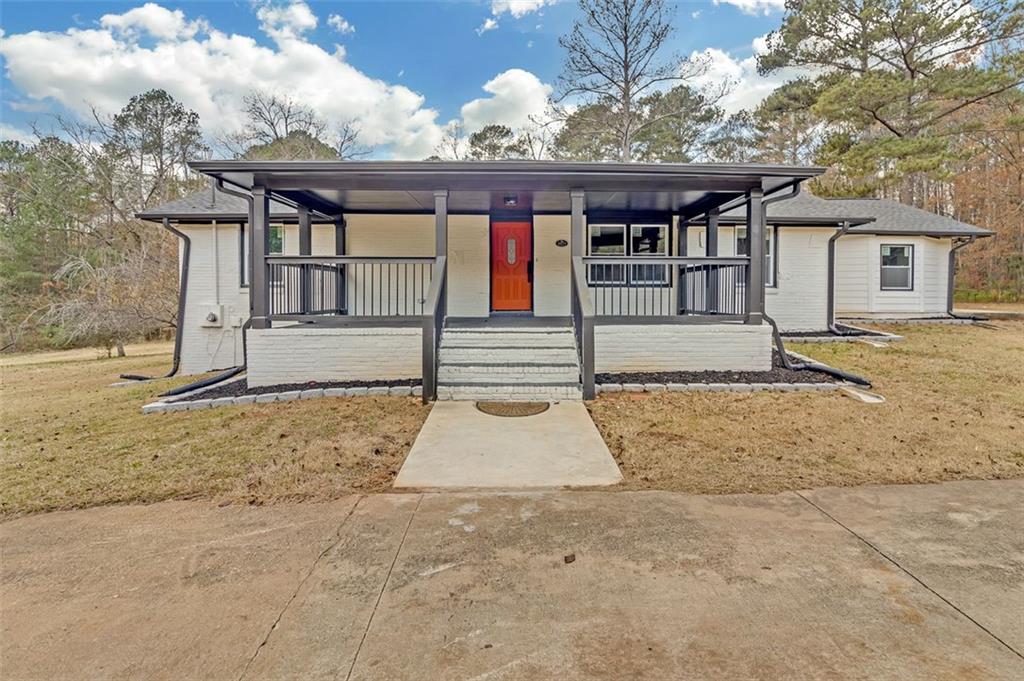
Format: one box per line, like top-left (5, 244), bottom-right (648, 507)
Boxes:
top-left (0, 1), bottom-right (791, 158)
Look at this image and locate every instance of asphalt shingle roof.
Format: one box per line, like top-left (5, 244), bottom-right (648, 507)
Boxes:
top-left (136, 184), bottom-right (300, 221)
top-left (722, 191), bottom-right (991, 237)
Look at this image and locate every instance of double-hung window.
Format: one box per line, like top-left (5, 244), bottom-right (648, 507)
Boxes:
top-left (735, 225), bottom-right (776, 287)
top-left (240, 223), bottom-right (285, 287)
top-left (587, 222), bottom-right (669, 285)
top-left (880, 244), bottom-right (913, 290)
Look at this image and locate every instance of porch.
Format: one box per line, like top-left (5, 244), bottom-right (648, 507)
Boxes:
top-left (190, 161), bottom-right (822, 402)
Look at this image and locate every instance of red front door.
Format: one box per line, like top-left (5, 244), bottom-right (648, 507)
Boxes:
top-left (491, 221), bottom-right (532, 311)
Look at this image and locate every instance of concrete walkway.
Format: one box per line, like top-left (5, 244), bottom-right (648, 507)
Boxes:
top-left (2, 481), bottom-right (1022, 680)
top-left (393, 401), bottom-right (622, 489)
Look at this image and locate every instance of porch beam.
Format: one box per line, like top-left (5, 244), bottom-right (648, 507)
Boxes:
top-left (250, 186), bottom-right (270, 329)
top-left (745, 187), bottom-right (765, 324)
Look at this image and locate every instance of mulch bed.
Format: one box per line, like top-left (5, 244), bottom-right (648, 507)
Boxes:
top-left (194, 377), bottom-right (421, 400)
top-left (594, 352), bottom-right (837, 385)
top-left (781, 324), bottom-right (888, 338)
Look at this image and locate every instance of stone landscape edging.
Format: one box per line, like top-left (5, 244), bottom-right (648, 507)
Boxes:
top-left (596, 381), bottom-right (847, 394)
top-left (141, 382), bottom-right (422, 414)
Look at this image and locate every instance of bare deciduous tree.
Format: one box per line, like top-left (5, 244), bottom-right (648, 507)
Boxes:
top-left (334, 119), bottom-right (374, 160)
top-left (432, 122), bottom-right (466, 160)
top-left (554, 0), bottom-right (711, 161)
top-left (223, 90), bottom-right (329, 157)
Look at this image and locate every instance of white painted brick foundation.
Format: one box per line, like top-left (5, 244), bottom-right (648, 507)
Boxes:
top-left (247, 326), bottom-right (421, 387)
top-left (594, 323), bottom-right (772, 373)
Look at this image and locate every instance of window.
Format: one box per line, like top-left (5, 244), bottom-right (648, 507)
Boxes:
top-left (588, 224), bottom-right (627, 284)
top-left (880, 244), bottom-right (913, 290)
top-left (630, 224), bottom-right (668, 284)
top-left (240, 223), bottom-right (284, 287)
top-left (587, 222), bottom-right (669, 285)
top-left (735, 225), bottom-right (776, 287)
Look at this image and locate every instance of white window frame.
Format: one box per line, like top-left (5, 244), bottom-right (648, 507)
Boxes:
top-left (587, 223), bottom-right (627, 284)
top-left (880, 243), bottom-right (913, 291)
top-left (735, 225), bottom-right (776, 288)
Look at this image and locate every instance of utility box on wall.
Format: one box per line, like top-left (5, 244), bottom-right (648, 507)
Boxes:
top-left (199, 304), bottom-right (224, 328)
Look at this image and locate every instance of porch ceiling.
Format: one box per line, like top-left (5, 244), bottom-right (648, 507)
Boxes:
top-left (189, 160), bottom-right (825, 216)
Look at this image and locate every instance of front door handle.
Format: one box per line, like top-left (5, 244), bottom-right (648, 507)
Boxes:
top-left (527, 261), bottom-right (533, 284)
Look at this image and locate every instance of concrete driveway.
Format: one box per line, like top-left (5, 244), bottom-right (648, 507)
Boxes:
top-left (2, 481), bottom-right (1022, 680)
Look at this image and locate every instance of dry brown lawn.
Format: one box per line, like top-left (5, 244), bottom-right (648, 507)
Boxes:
top-left (1, 350), bottom-right (430, 517)
top-left (954, 301), bottom-right (1024, 314)
top-left (588, 321), bottom-right (1024, 494)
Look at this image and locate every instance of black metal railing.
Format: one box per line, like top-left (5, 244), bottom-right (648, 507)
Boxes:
top-left (265, 256), bottom-right (436, 318)
top-left (421, 256), bottom-right (447, 403)
top-left (582, 256), bottom-right (749, 318)
top-left (571, 256), bottom-right (595, 399)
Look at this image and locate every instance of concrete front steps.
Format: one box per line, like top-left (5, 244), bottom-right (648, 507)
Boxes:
top-left (437, 325), bottom-right (583, 401)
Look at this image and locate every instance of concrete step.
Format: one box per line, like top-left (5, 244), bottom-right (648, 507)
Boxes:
top-left (439, 347), bottom-right (580, 364)
top-left (438, 365), bottom-right (581, 384)
top-left (442, 326), bottom-right (573, 334)
top-left (440, 334), bottom-right (576, 349)
top-left (438, 384), bottom-right (583, 401)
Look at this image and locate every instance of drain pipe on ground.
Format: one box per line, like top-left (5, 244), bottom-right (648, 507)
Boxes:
top-left (764, 312), bottom-right (872, 386)
top-left (120, 218), bottom-right (189, 381)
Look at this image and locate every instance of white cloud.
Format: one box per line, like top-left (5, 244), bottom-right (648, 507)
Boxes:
top-left (476, 18), bottom-right (498, 36)
top-left (327, 14), bottom-right (355, 35)
top-left (255, 0), bottom-right (318, 43)
top-left (490, 0), bottom-right (553, 19)
top-left (0, 123), bottom-right (36, 145)
top-left (690, 35), bottom-right (810, 113)
top-left (0, 1), bottom-right (444, 158)
top-left (460, 68), bottom-right (551, 134)
top-left (100, 3), bottom-right (206, 40)
top-left (712, 0), bottom-right (785, 16)
top-left (691, 10), bottom-right (702, 19)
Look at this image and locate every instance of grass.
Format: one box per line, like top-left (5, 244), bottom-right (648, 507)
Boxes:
top-left (1, 350), bottom-right (430, 517)
top-left (3, 323), bottom-right (1022, 517)
top-left (588, 321), bottom-right (1024, 494)
top-left (954, 301), bottom-right (1024, 313)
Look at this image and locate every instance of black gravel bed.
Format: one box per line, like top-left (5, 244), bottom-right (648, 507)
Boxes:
top-left (782, 324), bottom-right (888, 338)
top-left (190, 377), bottom-right (421, 400)
top-left (595, 352), bottom-right (837, 385)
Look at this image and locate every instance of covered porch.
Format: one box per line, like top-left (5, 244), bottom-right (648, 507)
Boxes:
top-left (190, 161), bottom-right (822, 401)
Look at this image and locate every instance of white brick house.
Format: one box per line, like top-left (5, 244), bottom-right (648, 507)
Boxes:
top-left (138, 161), bottom-right (990, 401)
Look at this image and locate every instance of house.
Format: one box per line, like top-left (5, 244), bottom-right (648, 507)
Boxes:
top-left (137, 160), bottom-right (989, 402)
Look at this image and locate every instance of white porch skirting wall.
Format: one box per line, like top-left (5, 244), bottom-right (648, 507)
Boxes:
top-left (594, 323), bottom-right (772, 373)
top-left (247, 327), bottom-right (422, 387)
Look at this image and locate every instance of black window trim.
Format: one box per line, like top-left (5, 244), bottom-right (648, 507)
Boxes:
top-left (880, 243), bottom-right (914, 291)
top-left (735, 224), bottom-right (778, 289)
top-left (586, 219), bottom-right (672, 287)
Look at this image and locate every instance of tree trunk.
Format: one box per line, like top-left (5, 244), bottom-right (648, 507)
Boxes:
top-left (116, 341), bottom-right (126, 357)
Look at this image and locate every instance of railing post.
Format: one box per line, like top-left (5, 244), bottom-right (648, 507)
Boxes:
top-left (250, 186), bottom-right (270, 329)
top-left (746, 187), bottom-right (765, 324)
top-left (298, 206), bottom-right (311, 314)
top-left (335, 216), bottom-right (346, 314)
top-left (434, 189), bottom-right (448, 321)
top-left (581, 314), bottom-right (595, 400)
top-left (706, 208), bottom-right (720, 314)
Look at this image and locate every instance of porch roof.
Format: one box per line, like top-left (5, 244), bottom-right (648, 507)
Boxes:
top-left (187, 160), bottom-right (825, 218)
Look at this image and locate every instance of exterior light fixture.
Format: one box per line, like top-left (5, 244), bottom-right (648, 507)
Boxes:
top-left (503, 193), bottom-right (518, 207)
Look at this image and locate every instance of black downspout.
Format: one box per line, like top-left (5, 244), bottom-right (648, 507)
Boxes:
top-left (120, 217), bottom-right (189, 380)
top-left (947, 236), bottom-right (976, 318)
top-left (827, 220), bottom-right (857, 336)
top-left (155, 180), bottom-right (256, 397)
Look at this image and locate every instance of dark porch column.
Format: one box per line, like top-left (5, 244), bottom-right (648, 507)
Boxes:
top-left (434, 189), bottom-right (448, 257)
top-left (570, 189), bottom-right (585, 257)
top-left (297, 206), bottom-right (311, 313)
top-left (250, 186), bottom-right (270, 329)
top-left (745, 187), bottom-right (765, 324)
top-left (677, 218), bottom-right (688, 256)
top-left (334, 216), bottom-right (346, 255)
top-left (706, 207), bottom-right (720, 312)
top-left (705, 208), bottom-right (719, 256)
top-left (335, 216), bottom-right (346, 315)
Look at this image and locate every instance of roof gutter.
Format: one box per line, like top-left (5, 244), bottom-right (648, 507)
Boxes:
top-left (120, 218), bottom-right (189, 381)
